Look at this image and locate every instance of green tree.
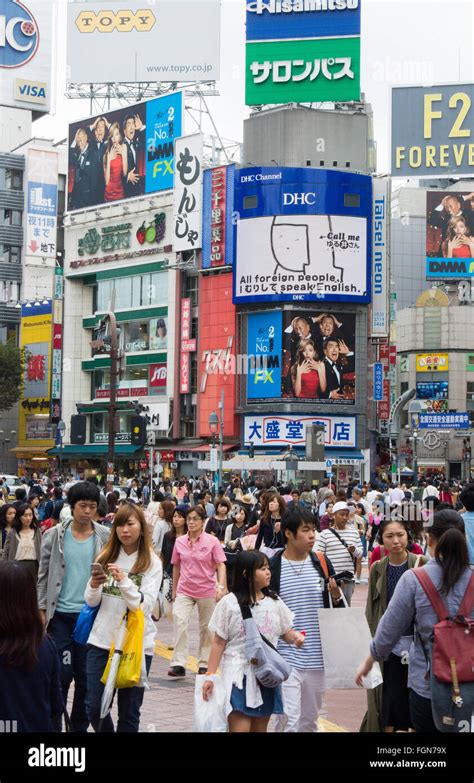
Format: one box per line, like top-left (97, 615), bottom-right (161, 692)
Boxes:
top-left (0, 341), bottom-right (24, 413)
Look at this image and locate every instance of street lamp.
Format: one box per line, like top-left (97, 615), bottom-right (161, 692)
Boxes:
top-left (408, 400), bottom-right (423, 487)
top-left (209, 410), bottom-right (220, 493)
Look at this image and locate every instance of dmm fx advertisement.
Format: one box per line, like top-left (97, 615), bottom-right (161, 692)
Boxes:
top-left (247, 309), bottom-right (356, 405)
top-left (234, 167), bottom-right (372, 304)
top-left (392, 84), bottom-right (474, 178)
top-left (426, 191), bottom-right (474, 278)
top-left (67, 92), bottom-right (183, 211)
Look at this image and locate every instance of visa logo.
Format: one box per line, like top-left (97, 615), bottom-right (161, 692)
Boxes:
top-left (15, 79), bottom-right (47, 104)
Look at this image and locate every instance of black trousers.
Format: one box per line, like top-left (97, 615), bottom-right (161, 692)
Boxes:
top-left (409, 688), bottom-right (440, 733)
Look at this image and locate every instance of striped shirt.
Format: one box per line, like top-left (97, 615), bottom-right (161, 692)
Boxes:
top-left (277, 557), bottom-right (324, 670)
top-left (315, 527), bottom-right (362, 577)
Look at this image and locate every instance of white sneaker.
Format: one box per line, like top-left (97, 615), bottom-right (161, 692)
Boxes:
top-left (355, 578), bottom-right (361, 584)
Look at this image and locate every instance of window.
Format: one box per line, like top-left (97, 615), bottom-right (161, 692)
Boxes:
top-left (400, 382), bottom-right (409, 394)
top-left (183, 274), bottom-right (199, 308)
top-left (95, 270), bottom-right (168, 312)
top-left (124, 321), bottom-right (149, 353)
top-left (467, 382), bottom-right (474, 410)
top-left (3, 246), bottom-right (21, 264)
top-left (5, 170), bottom-right (23, 191)
top-left (3, 210), bottom-right (22, 226)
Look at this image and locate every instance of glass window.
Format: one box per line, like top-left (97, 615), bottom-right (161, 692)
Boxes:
top-left (7, 246), bottom-right (21, 264)
top-left (96, 280), bottom-right (112, 312)
top-left (115, 278), bottom-right (132, 310)
top-left (132, 275), bottom-right (141, 307)
top-left (150, 272), bottom-right (168, 306)
top-left (125, 322), bottom-right (150, 353)
top-left (467, 382), bottom-right (474, 402)
top-left (5, 170), bottom-right (23, 191)
top-left (4, 210), bottom-right (22, 226)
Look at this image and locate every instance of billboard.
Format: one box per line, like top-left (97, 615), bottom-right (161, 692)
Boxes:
top-left (426, 191), bottom-right (474, 279)
top-left (246, 37), bottom-right (360, 106)
top-left (67, 92), bottom-right (183, 212)
top-left (19, 301), bottom-right (53, 449)
top-left (246, 309), bottom-right (356, 405)
top-left (67, 1), bottom-right (221, 84)
top-left (234, 167), bottom-right (372, 305)
top-left (372, 178), bottom-right (390, 337)
top-left (244, 414), bottom-right (356, 449)
top-left (65, 209), bottom-right (170, 276)
top-left (198, 273), bottom-right (238, 439)
top-left (416, 353), bottom-right (449, 372)
top-left (173, 134), bottom-right (203, 252)
top-left (0, 0), bottom-right (54, 113)
top-left (247, 311), bottom-right (282, 400)
top-left (202, 164), bottom-right (236, 269)
top-left (416, 381), bottom-right (448, 400)
top-left (392, 85), bottom-right (474, 178)
top-left (418, 413), bottom-right (469, 430)
top-left (246, 0), bottom-right (361, 41)
top-left (26, 147), bottom-right (58, 263)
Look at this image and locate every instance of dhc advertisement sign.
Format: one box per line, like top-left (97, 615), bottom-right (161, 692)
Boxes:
top-left (234, 167), bottom-right (372, 305)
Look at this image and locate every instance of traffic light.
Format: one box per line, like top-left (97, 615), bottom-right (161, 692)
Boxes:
top-left (131, 416), bottom-right (146, 447)
top-left (249, 443), bottom-right (254, 459)
top-left (70, 415), bottom-right (87, 445)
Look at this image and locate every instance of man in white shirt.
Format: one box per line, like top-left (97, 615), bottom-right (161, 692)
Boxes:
top-left (422, 483), bottom-right (439, 501)
top-left (315, 502), bottom-right (362, 605)
top-left (388, 484), bottom-right (405, 506)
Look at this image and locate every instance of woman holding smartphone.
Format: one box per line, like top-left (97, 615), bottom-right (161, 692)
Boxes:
top-left (83, 503), bottom-right (162, 732)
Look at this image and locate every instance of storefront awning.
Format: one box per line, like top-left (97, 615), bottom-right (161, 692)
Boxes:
top-left (47, 445), bottom-right (143, 457)
top-left (191, 443), bottom-right (239, 453)
top-left (9, 445), bottom-right (54, 456)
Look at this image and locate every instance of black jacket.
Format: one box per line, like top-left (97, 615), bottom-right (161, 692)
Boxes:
top-left (269, 549), bottom-right (344, 608)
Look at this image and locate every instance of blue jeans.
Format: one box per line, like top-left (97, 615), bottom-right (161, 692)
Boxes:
top-left (86, 645), bottom-right (153, 733)
top-left (47, 611), bottom-right (89, 732)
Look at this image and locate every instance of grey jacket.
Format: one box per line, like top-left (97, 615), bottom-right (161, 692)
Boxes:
top-left (370, 559), bottom-right (474, 699)
top-left (2, 527), bottom-right (42, 563)
top-left (37, 519), bottom-right (110, 623)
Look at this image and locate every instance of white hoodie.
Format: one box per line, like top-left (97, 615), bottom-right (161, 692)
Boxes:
top-left (84, 547), bottom-right (162, 655)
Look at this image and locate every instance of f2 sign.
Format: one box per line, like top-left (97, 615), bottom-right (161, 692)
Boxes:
top-left (392, 84), bottom-right (474, 178)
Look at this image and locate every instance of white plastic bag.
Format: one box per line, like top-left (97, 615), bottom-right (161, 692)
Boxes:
top-left (317, 594), bottom-right (383, 690)
top-left (193, 674), bottom-right (227, 732)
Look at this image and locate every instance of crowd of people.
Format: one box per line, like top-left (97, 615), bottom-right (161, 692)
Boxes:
top-left (0, 469), bottom-right (473, 734)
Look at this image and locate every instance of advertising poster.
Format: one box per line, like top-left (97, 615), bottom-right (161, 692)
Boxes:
top-left (426, 191), bottom-right (474, 278)
top-left (372, 178), bottom-right (389, 336)
top-left (281, 310), bottom-right (356, 405)
top-left (247, 311), bottom-right (282, 400)
top-left (246, 36), bottom-right (360, 106)
top-left (234, 167), bottom-right (371, 304)
top-left (246, 0), bottom-right (361, 41)
top-left (415, 353), bottom-right (449, 372)
top-left (67, 92), bottom-right (183, 211)
top-left (416, 381), bottom-right (448, 400)
top-left (26, 148), bottom-right (58, 262)
top-left (202, 164), bottom-right (236, 269)
top-left (67, 0), bottom-right (221, 84)
top-left (392, 84), bottom-right (474, 179)
top-left (173, 134), bottom-right (203, 252)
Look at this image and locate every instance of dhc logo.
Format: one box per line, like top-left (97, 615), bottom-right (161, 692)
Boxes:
top-left (15, 78), bottom-right (46, 103)
top-left (0, 0), bottom-right (39, 69)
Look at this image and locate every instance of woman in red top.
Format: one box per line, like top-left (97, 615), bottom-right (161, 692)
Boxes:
top-left (103, 122), bottom-right (128, 202)
top-left (291, 340), bottom-right (327, 399)
top-left (444, 216), bottom-right (474, 258)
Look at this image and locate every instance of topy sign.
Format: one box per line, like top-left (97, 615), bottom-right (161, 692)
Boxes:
top-left (246, 0), bottom-right (360, 40)
top-left (0, 0), bottom-right (39, 68)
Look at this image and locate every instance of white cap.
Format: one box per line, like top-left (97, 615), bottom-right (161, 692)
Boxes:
top-left (333, 501), bottom-right (350, 513)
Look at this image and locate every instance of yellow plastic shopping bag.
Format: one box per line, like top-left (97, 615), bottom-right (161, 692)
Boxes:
top-left (101, 609), bottom-right (145, 689)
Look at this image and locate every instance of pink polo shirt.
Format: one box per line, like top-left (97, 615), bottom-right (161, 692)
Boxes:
top-left (171, 531), bottom-right (227, 599)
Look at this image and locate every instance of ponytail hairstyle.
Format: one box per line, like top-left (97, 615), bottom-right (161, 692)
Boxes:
top-left (429, 510), bottom-right (469, 594)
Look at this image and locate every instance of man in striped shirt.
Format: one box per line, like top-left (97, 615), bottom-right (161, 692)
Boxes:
top-left (315, 501), bottom-right (362, 605)
top-left (270, 507), bottom-right (343, 732)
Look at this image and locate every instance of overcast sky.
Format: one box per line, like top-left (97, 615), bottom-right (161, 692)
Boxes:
top-left (34, 0), bottom-right (474, 174)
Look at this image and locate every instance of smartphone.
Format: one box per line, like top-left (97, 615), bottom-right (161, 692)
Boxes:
top-left (91, 563), bottom-right (105, 576)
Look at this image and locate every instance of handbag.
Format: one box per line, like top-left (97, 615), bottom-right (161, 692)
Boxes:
top-left (318, 593), bottom-right (383, 690)
top-left (239, 602), bottom-right (291, 689)
top-left (72, 602), bottom-right (100, 645)
top-left (101, 608), bottom-right (145, 689)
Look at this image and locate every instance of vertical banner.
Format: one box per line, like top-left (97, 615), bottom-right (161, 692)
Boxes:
top-left (26, 148), bottom-right (58, 264)
top-left (202, 163), bottom-right (236, 268)
top-left (180, 298), bottom-right (192, 394)
top-left (173, 133), bottom-right (203, 252)
top-left (373, 363), bottom-right (384, 402)
top-left (247, 311), bottom-right (282, 400)
top-left (372, 178), bottom-right (389, 337)
top-left (51, 267), bottom-right (64, 424)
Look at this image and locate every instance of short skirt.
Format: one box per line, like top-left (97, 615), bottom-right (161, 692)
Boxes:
top-left (230, 675), bottom-right (284, 718)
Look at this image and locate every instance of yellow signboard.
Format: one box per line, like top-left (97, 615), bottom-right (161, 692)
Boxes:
top-left (19, 305), bottom-right (54, 450)
top-left (416, 353), bottom-right (449, 372)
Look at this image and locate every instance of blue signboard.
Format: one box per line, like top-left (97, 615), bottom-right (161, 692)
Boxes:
top-left (202, 164), bottom-right (236, 269)
top-left (426, 259), bottom-right (474, 279)
top-left (247, 311), bottom-right (282, 399)
top-left (145, 91), bottom-right (183, 194)
top-left (246, 0), bottom-right (361, 41)
top-left (416, 382), bottom-right (448, 400)
top-left (419, 413), bottom-right (469, 430)
top-left (373, 362), bottom-right (383, 401)
top-left (234, 167), bottom-right (372, 305)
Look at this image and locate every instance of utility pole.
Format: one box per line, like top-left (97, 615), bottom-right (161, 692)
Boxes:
top-left (100, 290), bottom-right (123, 485)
